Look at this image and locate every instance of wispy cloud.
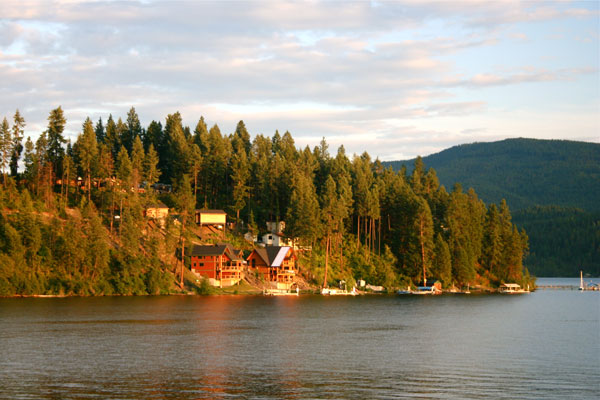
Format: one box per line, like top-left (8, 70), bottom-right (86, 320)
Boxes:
top-left (0, 0), bottom-right (598, 159)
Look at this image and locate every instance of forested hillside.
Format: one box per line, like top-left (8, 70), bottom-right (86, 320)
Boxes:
top-left (384, 138), bottom-right (600, 212)
top-left (512, 207), bottom-right (600, 277)
top-left (384, 138), bottom-right (600, 277)
top-left (0, 107), bottom-right (533, 295)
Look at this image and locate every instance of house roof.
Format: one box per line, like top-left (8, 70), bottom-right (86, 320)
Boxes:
top-left (146, 202), bottom-right (169, 209)
top-left (251, 246), bottom-right (291, 267)
top-left (196, 209), bottom-right (226, 215)
top-left (223, 243), bottom-right (245, 262)
top-left (190, 243), bottom-right (245, 262)
top-left (190, 244), bottom-right (228, 257)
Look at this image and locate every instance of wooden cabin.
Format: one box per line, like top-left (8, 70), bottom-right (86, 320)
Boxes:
top-left (189, 244), bottom-right (245, 287)
top-left (247, 246), bottom-right (297, 289)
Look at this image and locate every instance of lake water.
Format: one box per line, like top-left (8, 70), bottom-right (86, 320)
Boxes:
top-left (1, 279), bottom-right (598, 399)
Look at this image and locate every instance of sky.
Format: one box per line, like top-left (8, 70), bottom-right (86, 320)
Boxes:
top-left (0, 0), bottom-right (598, 161)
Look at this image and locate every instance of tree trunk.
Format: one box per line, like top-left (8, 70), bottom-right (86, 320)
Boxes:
top-left (180, 221), bottom-right (185, 289)
top-left (194, 167), bottom-right (198, 204)
top-left (339, 231), bottom-right (344, 271)
top-left (420, 217), bottom-right (426, 286)
top-left (118, 197), bottom-right (123, 240)
top-left (110, 189), bottom-right (115, 235)
top-left (323, 231), bottom-right (330, 288)
top-left (65, 168), bottom-right (70, 208)
top-left (357, 215), bottom-right (360, 249)
top-left (378, 218), bottom-right (381, 255)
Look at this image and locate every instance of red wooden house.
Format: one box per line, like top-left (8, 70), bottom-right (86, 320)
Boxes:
top-left (189, 244), bottom-right (245, 287)
top-left (247, 246), bottom-right (297, 289)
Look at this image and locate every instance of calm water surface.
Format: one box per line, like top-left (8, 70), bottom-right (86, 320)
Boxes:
top-left (1, 279), bottom-right (598, 399)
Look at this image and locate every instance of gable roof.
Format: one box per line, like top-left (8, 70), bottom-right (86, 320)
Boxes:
top-left (190, 244), bottom-right (245, 262)
top-left (196, 209), bottom-right (226, 215)
top-left (251, 246), bottom-right (291, 267)
top-left (146, 202), bottom-right (169, 209)
top-left (190, 244), bottom-right (228, 257)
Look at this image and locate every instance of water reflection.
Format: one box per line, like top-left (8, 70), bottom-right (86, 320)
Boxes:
top-left (0, 289), bottom-right (598, 399)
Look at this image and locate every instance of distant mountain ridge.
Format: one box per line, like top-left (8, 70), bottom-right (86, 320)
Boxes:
top-left (383, 138), bottom-right (600, 212)
top-left (383, 138), bottom-right (600, 276)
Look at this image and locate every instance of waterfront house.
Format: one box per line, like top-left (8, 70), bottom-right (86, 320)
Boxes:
top-left (247, 246), bottom-right (297, 289)
top-left (189, 244), bottom-right (245, 287)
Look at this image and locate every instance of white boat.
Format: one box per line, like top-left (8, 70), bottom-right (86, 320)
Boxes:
top-left (579, 270), bottom-right (600, 291)
top-left (499, 283), bottom-right (530, 294)
top-left (321, 287), bottom-right (357, 296)
top-left (264, 288), bottom-right (299, 296)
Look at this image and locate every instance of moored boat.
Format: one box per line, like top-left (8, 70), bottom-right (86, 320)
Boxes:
top-left (499, 283), bottom-right (530, 294)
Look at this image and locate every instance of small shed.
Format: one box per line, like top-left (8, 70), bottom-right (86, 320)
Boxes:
top-left (195, 209), bottom-right (227, 226)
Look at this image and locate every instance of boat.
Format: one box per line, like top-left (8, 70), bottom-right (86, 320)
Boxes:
top-left (412, 285), bottom-right (442, 295)
top-left (321, 287), bottom-right (357, 296)
top-left (499, 283), bottom-right (530, 294)
top-left (397, 284), bottom-right (442, 295)
top-left (579, 270), bottom-right (600, 291)
top-left (263, 287), bottom-right (299, 296)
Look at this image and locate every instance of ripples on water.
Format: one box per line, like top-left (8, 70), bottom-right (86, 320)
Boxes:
top-left (1, 281), bottom-right (598, 399)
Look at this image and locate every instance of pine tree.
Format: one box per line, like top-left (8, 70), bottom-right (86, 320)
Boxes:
top-left (124, 107), bottom-right (142, 153)
top-left (189, 143), bottom-right (202, 204)
top-left (104, 114), bottom-right (120, 160)
top-left (145, 120), bottom-right (163, 153)
top-left (96, 143), bottom-right (114, 183)
top-left (231, 141), bottom-right (250, 224)
top-left (232, 120), bottom-right (251, 155)
top-left (10, 109), bottom-right (26, 177)
top-left (116, 146), bottom-right (132, 187)
top-left (130, 136), bottom-right (145, 191)
top-left (0, 118), bottom-right (11, 185)
top-left (22, 137), bottom-right (35, 186)
top-left (46, 106), bottom-right (67, 176)
top-left (174, 174), bottom-right (195, 288)
top-left (286, 170), bottom-right (321, 246)
top-left (432, 233), bottom-right (452, 285)
top-left (415, 197), bottom-right (434, 285)
top-left (95, 117), bottom-right (105, 143)
top-left (74, 118), bottom-right (98, 202)
top-left (144, 143), bottom-right (161, 187)
top-left (193, 116), bottom-right (209, 151)
top-left (320, 176), bottom-right (337, 287)
top-left (482, 203), bottom-right (502, 279)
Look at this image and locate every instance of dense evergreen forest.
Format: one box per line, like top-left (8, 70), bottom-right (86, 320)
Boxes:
top-left (512, 207), bottom-right (600, 277)
top-left (0, 107), bottom-right (532, 296)
top-left (384, 138), bottom-right (600, 212)
top-left (384, 138), bottom-right (600, 277)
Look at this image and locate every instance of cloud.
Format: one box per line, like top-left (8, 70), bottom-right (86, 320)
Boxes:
top-left (0, 0), bottom-right (598, 159)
